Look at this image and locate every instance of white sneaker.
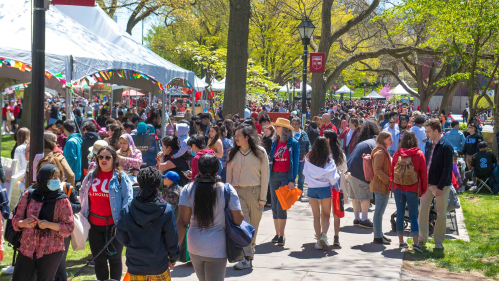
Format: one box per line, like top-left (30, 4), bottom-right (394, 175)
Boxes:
top-left (1, 266), bottom-right (15, 274)
top-left (318, 233), bottom-right (329, 249)
top-left (234, 259), bottom-right (252, 270)
top-left (315, 241), bottom-right (323, 250)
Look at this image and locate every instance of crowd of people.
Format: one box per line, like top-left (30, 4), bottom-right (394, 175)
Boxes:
top-left (0, 96), bottom-right (493, 281)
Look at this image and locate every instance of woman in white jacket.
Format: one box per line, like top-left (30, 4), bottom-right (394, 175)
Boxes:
top-left (324, 130), bottom-right (347, 247)
top-left (303, 137), bottom-right (340, 250)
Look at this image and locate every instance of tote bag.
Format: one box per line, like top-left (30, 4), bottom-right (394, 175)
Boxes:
top-left (71, 213), bottom-right (90, 251)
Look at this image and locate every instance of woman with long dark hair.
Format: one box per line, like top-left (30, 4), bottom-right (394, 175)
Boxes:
top-left (105, 123), bottom-right (123, 150)
top-left (13, 127), bottom-right (30, 171)
top-left (177, 153), bottom-right (244, 281)
top-left (323, 130), bottom-right (347, 246)
top-left (303, 137), bottom-right (339, 249)
top-left (356, 119), bottom-right (380, 145)
top-left (12, 164), bottom-right (74, 281)
top-left (208, 125), bottom-right (224, 159)
top-left (268, 118), bottom-right (300, 247)
top-left (80, 146), bottom-right (133, 281)
top-left (226, 124), bottom-right (269, 269)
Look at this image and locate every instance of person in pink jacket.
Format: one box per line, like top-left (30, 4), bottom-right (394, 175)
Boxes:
top-left (117, 134), bottom-right (143, 174)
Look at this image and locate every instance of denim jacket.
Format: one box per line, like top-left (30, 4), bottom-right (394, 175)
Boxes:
top-left (444, 128), bottom-right (465, 151)
top-left (269, 137), bottom-right (300, 184)
top-left (80, 170), bottom-right (134, 225)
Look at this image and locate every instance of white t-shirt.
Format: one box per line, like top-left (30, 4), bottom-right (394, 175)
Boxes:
top-left (14, 143), bottom-right (28, 171)
top-left (179, 182), bottom-right (241, 258)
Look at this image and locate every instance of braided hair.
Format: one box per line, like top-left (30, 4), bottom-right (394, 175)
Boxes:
top-left (136, 166), bottom-right (162, 202)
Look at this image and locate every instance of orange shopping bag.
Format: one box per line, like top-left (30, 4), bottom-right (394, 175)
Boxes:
top-left (123, 272), bottom-right (130, 281)
top-left (275, 185), bottom-right (302, 210)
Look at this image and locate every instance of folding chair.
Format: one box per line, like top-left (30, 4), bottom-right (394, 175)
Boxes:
top-left (447, 209), bottom-right (459, 235)
top-left (475, 176), bottom-right (493, 194)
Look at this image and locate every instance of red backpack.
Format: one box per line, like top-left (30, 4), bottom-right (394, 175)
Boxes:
top-left (362, 153), bottom-right (375, 181)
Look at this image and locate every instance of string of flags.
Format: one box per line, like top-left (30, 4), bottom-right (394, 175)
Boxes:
top-left (0, 58), bottom-right (199, 96)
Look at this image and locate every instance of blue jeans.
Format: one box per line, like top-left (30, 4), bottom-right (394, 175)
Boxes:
top-left (297, 161), bottom-right (305, 191)
top-left (270, 171), bottom-right (288, 220)
top-left (393, 189), bottom-right (419, 236)
top-left (221, 166), bottom-right (227, 183)
top-left (373, 192), bottom-right (389, 239)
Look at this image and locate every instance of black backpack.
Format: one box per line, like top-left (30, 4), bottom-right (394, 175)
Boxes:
top-left (4, 188), bottom-right (34, 249)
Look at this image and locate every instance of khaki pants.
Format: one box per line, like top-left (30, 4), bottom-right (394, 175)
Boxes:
top-left (234, 186), bottom-right (264, 258)
top-left (418, 185), bottom-right (450, 245)
top-left (466, 155), bottom-right (473, 170)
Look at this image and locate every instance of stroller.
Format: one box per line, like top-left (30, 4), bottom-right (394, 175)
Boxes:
top-left (390, 199), bottom-right (438, 236)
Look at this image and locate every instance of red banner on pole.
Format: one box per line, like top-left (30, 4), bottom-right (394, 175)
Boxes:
top-left (294, 81), bottom-right (301, 89)
top-left (309, 53), bottom-right (325, 73)
top-left (52, 0), bottom-right (96, 6)
top-left (333, 85), bottom-right (338, 91)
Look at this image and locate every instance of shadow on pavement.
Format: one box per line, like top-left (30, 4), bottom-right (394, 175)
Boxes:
top-left (381, 248), bottom-right (405, 259)
top-left (340, 225), bottom-right (373, 234)
top-left (351, 243), bottom-right (386, 253)
top-left (170, 262), bottom-right (195, 278)
top-left (288, 243), bottom-right (339, 259)
top-left (225, 267), bottom-right (253, 277)
top-left (254, 242), bottom-right (286, 255)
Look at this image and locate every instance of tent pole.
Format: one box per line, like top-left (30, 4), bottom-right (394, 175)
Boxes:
top-left (66, 55), bottom-right (73, 120)
top-left (162, 89), bottom-right (167, 139)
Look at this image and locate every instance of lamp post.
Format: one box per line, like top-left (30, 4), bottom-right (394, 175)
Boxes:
top-left (292, 71), bottom-right (296, 109)
top-left (297, 18), bottom-right (315, 122)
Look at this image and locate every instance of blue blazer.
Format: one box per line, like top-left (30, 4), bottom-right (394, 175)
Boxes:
top-left (269, 137), bottom-right (300, 184)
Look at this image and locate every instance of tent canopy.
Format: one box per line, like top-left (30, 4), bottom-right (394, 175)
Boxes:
top-left (335, 85), bottom-right (353, 94)
top-left (360, 91), bottom-right (386, 100)
top-left (122, 89), bottom-right (145, 96)
top-left (392, 81), bottom-right (413, 95)
top-left (278, 82), bottom-right (312, 93)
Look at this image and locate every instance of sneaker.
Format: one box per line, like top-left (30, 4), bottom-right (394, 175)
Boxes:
top-left (277, 236), bottom-right (285, 246)
top-left (353, 219), bottom-right (360, 226)
top-left (333, 235), bottom-right (340, 247)
top-left (314, 241), bottom-right (323, 250)
top-left (399, 242), bottom-right (409, 249)
top-left (271, 235), bottom-right (279, 243)
top-left (413, 244), bottom-right (423, 253)
top-left (373, 237), bottom-right (390, 245)
top-left (359, 219), bottom-right (373, 229)
top-left (1, 266), bottom-right (15, 275)
top-left (318, 234), bottom-right (329, 249)
top-left (234, 258), bottom-right (252, 270)
top-left (383, 236), bottom-right (392, 242)
top-left (434, 243), bottom-right (444, 250)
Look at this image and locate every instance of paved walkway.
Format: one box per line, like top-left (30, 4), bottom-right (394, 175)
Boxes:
top-left (171, 194), bottom-right (405, 281)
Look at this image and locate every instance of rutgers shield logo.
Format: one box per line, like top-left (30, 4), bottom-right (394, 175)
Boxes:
top-left (309, 53), bottom-right (325, 73)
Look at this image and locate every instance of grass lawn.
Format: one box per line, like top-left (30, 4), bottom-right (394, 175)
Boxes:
top-left (405, 193), bottom-right (499, 279)
top-left (1, 135), bottom-right (15, 159)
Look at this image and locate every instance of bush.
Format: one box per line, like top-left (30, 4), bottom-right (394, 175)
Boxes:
top-left (459, 122), bottom-right (467, 130)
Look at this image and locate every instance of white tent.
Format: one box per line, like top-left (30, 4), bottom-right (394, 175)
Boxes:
top-left (0, 0), bottom-right (194, 90)
top-left (278, 82), bottom-right (312, 93)
top-left (392, 81), bottom-right (413, 96)
top-left (335, 85), bottom-right (353, 94)
top-left (193, 76), bottom-right (208, 92)
top-left (361, 91), bottom-right (386, 100)
top-left (210, 78), bottom-right (226, 92)
top-left (56, 3), bottom-right (195, 86)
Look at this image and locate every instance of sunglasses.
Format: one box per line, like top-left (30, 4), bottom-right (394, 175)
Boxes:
top-left (97, 155), bottom-right (113, 161)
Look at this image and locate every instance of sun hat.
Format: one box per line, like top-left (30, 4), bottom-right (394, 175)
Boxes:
top-left (89, 140), bottom-right (109, 155)
top-left (271, 117), bottom-right (294, 130)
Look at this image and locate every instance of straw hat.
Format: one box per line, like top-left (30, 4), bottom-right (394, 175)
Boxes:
top-left (271, 117), bottom-right (294, 130)
top-left (89, 140), bottom-right (109, 155)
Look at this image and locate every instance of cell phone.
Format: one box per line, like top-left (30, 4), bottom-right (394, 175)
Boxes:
top-left (30, 214), bottom-right (38, 223)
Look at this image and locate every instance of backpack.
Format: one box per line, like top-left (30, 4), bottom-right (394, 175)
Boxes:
top-left (393, 155), bottom-right (418, 186)
top-left (362, 153), bottom-right (375, 181)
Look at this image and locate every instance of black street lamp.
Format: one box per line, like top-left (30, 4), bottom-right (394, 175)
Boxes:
top-left (292, 71), bottom-right (297, 108)
top-left (297, 18), bottom-right (315, 121)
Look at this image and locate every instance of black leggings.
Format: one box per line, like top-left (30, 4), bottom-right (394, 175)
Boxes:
top-left (54, 236), bottom-right (71, 281)
top-left (88, 223), bottom-right (124, 281)
top-left (12, 250), bottom-right (64, 281)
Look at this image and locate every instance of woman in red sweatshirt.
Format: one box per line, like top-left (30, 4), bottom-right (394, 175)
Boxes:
top-left (390, 130), bottom-right (427, 253)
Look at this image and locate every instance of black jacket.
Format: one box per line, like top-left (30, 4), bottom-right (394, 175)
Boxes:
top-left (425, 137), bottom-right (454, 190)
top-left (81, 132), bottom-right (100, 174)
top-left (462, 132), bottom-right (483, 156)
top-left (306, 128), bottom-right (320, 147)
top-left (116, 197), bottom-right (179, 275)
top-left (64, 183), bottom-right (81, 214)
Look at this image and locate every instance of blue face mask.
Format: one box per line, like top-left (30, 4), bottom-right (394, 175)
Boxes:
top-left (191, 150), bottom-right (197, 157)
top-left (47, 179), bottom-right (61, 191)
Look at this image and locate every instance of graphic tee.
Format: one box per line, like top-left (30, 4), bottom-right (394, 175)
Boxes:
top-left (88, 170), bottom-right (114, 225)
top-left (273, 140), bottom-right (290, 173)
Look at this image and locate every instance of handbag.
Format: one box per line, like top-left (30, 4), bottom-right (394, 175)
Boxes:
top-left (4, 189), bottom-right (34, 249)
top-left (6, 110), bottom-right (14, 121)
top-left (71, 213), bottom-right (90, 251)
top-left (223, 184), bottom-right (254, 262)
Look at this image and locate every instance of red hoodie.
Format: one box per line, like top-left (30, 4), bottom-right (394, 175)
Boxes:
top-left (390, 147), bottom-right (428, 196)
top-left (190, 148), bottom-right (216, 180)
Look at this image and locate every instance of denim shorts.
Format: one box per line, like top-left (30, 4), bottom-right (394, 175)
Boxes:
top-left (307, 186), bottom-right (332, 200)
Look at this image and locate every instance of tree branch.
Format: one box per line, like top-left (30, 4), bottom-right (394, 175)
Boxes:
top-left (329, 0), bottom-right (381, 44)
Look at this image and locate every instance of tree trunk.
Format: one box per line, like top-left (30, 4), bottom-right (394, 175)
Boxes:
top-left (440, 82), bottom-right (462, 115)
top-left (419, 96), bottom-right (431, 114)
top-left (311, 73), bottom-right (326, 117)
top-left (223, 0), bottom-right (251, 117)
top-left (20, 85), bottom-right (32, 129)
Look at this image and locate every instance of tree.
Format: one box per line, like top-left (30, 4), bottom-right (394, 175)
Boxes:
top-left (224, 0), bottom-right (251, 117)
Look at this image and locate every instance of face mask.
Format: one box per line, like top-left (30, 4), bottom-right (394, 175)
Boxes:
top-left (47, 179), bottom-right (61, 191)
top-left (191, 150), bottom-right (197, 157)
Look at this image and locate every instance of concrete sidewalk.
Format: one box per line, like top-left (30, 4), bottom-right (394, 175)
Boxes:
top-left (171, 195), bottom-right (406, 281)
